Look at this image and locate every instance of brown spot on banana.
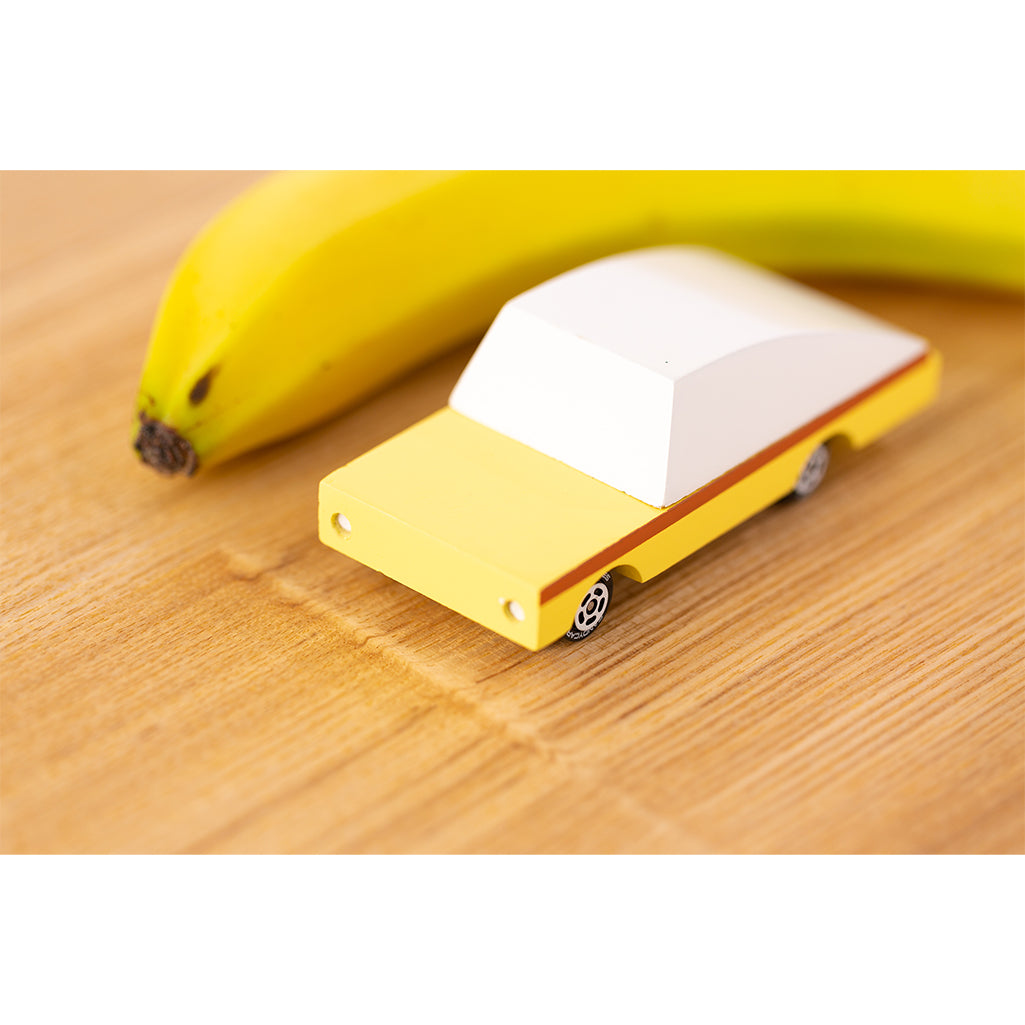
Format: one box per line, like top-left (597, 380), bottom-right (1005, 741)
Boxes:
top-left (188, 367), bottom-right (218, 405)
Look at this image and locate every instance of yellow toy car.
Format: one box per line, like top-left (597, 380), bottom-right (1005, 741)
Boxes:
top-left (319, 247), bottom-right (940, 650)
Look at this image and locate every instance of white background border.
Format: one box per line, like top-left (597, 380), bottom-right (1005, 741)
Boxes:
top-left (1, 1), bottom-right (1023, 167)
top-left (3, 856), bottom-right (1022, 1023)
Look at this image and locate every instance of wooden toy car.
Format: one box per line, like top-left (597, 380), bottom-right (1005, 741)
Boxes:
top-left (319, 247), bottom-right (941, 650)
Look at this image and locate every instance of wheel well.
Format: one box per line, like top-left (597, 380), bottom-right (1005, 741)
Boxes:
top-left (825, 433), bottom-right (855, 457)
top-left (611, 563), bottom-right (643, 582)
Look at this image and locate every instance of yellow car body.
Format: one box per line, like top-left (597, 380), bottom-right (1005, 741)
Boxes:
top-left (319, 348), bottom-right (940, 651)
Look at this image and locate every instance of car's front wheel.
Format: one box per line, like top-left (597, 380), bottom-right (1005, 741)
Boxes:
top-left (565, 573), bottom-right (613, 642)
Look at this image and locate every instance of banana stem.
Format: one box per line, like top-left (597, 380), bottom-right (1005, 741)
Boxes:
top-left (134, 412), bottom-right (198, 476)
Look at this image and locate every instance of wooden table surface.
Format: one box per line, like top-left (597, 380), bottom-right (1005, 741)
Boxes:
top-left (2, 172), bottom-right (1022, 854)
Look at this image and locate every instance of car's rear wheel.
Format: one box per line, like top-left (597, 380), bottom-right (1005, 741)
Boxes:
top-left (565, 573), bottom-right (613, 642)
top-left (793, 443), bottom-right (830, 498)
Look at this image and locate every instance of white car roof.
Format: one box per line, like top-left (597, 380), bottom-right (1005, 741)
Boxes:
top-left (450, 247), bottom-right (927, 508)
top-left (505, 246), bottom-right (890, 379)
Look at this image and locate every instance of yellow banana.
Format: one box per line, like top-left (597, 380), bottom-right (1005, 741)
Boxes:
top-left (133, 170), bottom-right (1024, 475)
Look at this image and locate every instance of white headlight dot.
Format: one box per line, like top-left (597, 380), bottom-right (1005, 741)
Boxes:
top-left (331, 512), bottom-right (352, 538)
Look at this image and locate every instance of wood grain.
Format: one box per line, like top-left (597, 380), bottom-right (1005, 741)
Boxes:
top-left (1, 171), bottom-right (1022, 853)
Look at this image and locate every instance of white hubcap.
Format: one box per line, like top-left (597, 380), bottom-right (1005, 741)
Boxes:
top-left (574, 581), bottom-right (610, 632)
